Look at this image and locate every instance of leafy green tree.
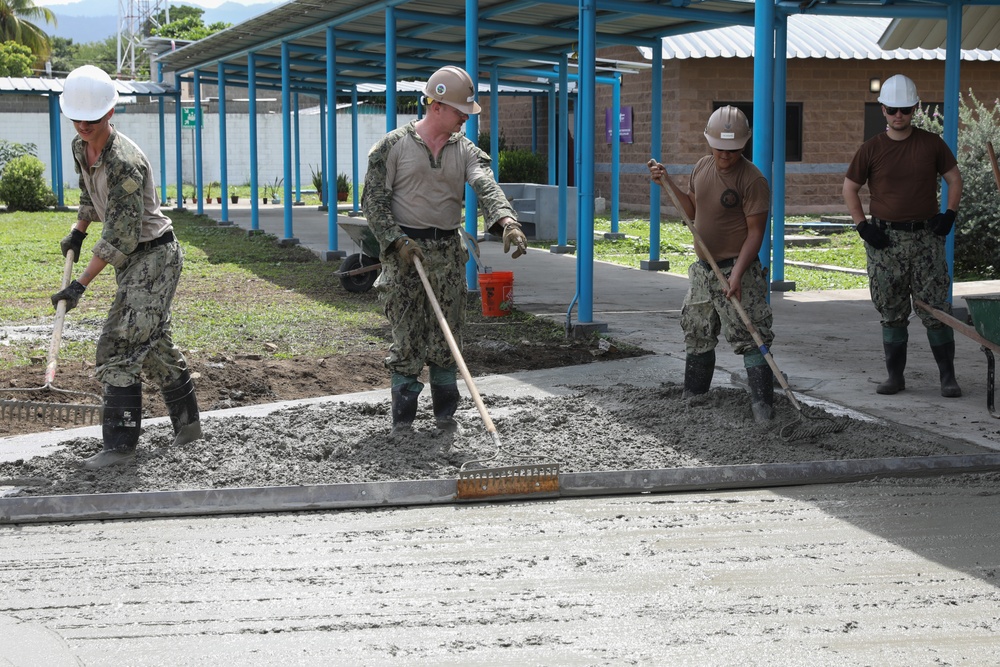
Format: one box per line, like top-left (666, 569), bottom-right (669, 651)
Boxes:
top-left (0, 39), bottom-right (31, 76)
top-left (0, 0), bottom-right (55, 60)
top-left (913, 91), bottom-right (1000, 278)
top-left (148, 3), bottom-right (205, 33)
top-left (151, 12), bottom-right (230, 41)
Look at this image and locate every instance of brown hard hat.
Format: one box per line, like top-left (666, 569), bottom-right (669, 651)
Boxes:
top-left (704, 105), bottom-right (751, 150)
top-left (423, 66), bottom-right (481, 115)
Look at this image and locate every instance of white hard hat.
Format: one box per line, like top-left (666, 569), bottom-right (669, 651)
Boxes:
top-left (877, 74), bottom-right (919, 108)
top-left (704, 105), bottom-right (751, 151)
top-left (423, 66), bottom-right (481, 115)
top-left (60, 65), bottom-right (118, 121)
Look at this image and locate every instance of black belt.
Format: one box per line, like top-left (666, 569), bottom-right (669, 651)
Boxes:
top-left (399, 226), bottom-right (457, 240)
top-left (136, 231), bottom-right (174, 252)
top-left (871, 217), bottom-right (927, 232)
top-left (699, 257), bottom-right (737, 271)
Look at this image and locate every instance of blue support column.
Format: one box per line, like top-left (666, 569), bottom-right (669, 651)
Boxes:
top-left (771, 14), bottom-right (793, 291)
top-left (752, 0), bottom-right (775, 298)
top-left (385, 8), bottom-right (397, 132)
top-left (280, 41), bottom-right (297, 245)
top-left (609, 73), bottom-right (621, 235)
top-left (319, 96), bottom-right (327, 209)
top-left (943, 0), bottom-right (962, 300)
top-left (248, 55), bottom-right (260, 231)
top-left (547, 85), bottom-right (556, 185)
top-left (351, 85), bottom-right (360, 212)
top-left (490, 66), bottom-right (500, 182)
top-left (47, 95), bottom-right (62, 206)
top-left (551, 53), bottom-right (572, 254)
top-left (325, 25), bottom-right (345, 259)
top-left (193, 70), bottom-right (204, 215)
top-left (218, 61), bottom-right (230, 224)
top-left (465, 0), bottom-right (480, 289)
top-left (174, 89), bottom-right (183, 212)
top-left (157, 62), bottom-right (167, 206)
top-left (642, 45), bottom-right (666, 272)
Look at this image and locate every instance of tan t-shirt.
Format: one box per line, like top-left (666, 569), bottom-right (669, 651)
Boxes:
top-left (845, 127), bottom-right (958, 221)
top-left (688, 155), bottom-right (770, 262)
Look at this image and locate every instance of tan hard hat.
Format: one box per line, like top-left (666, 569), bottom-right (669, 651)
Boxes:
top-left (704, 105), bottom-right (751, 151)
top-left (423, 66), bottom-right (481, 115)
top-left (60, 65), bottom-right (118, 121)
top-left (877, 74), bottom-right (919, 108)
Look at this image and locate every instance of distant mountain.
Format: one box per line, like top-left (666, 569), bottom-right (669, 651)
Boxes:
top-left (40, 0), bottom-right (281, 44)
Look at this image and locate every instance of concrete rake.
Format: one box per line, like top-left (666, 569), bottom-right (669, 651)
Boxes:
top-left (1, 252), bottom-right (102, 427)
top-left (412, 256), bottom-right (560, 499)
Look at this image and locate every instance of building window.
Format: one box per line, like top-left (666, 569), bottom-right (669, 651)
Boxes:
top-left (713, 101), bottom-right (803, 162)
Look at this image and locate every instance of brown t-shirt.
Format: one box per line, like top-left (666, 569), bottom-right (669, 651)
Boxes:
top-left (845, 127), bottom-right (958, 221)
top-left (688, 155), bottom-right (770, 262)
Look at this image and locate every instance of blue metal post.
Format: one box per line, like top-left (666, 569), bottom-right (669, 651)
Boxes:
top-left (319, 96), bottom-right (327, 208)
top-left (465, 0), bottom-right (480, 288)
top-left (193, 70), bottom-right (204, 215)
top-left (48, 95), bottom-right (61, 205)
top-left (280, 41), bottom-right (295, 241)
top-left (547, 85), bottom-right (556, 185)
top-left (610, 73), bottom-right (621, 234)
top-left (558, 54), bottom-right (569, 248)
top-left (174, 89), bottom-right (183, 212)
top-left (293, 92), bottom-right (302, 204)
top-left (326, 25), bottom-right (340, 256)
top-left (157, 62), bottom-right (167, 205)
top-left (752, 0), bottom-right (775, 286)
top-left (386, 8), bottom-right (397, 132)
top-left (248, 55), bottom-right (259, 231)
top-left (352, 85), bottom-right (360, 212)
top-left (577, 0), bottom-right (596, 324)
top-left (771, 14), bottom-right (788, 287)
top-left (218, 61), bottom-right (230, 223)
top-left (944, 0), bottom-right (962, 299)
top-left (648, 47), bottom-right (662, 265)
top-left (491, 66), bottom-right (500, 181)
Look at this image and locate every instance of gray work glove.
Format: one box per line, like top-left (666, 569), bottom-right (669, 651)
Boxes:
top-left (51, 280), bottom-right (86, 312)
top-left (855, 220), bottom-right (891, 250)
top-left (60, 229), bottom-right (87, 262)
top-left (929, 209), bottom-right (956, 236)
top-left (502, 222), bottom-right (528, 259)
top-left (393, 236), bottom-right (424, 269)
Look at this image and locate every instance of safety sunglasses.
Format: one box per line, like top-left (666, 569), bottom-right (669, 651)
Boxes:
top-left (884, 105), bottom-right (915, 116)
top-left (70, 115), bottom-right (106, 124)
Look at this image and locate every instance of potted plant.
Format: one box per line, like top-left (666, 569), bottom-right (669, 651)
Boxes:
top-left (337, 172), bottom-right (350, 202)
top-left (271, 176), bottom-right (283, 204)
top-left (205, 181), bottom-right (217, 204)
top-left (310, 165), bottom-right (326, 207)
top-left (230, 186), bottom-right (239, 204)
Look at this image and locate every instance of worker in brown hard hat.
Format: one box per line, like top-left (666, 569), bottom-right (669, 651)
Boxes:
top-left (649, 105), bottom-right (776, 422)
top-left (362, 65), bottom-right (528, 435)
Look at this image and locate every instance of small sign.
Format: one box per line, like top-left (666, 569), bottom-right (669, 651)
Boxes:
top-left (605, 106), bottom-right (634, 144)
top-left (181, 107), bottom-right (205, 128)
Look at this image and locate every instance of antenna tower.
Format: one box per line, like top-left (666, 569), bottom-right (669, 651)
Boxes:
top-left (118, 0), bottom-right (169, 78)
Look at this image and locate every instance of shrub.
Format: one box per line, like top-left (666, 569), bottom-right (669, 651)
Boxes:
top-left (498, 149), bottom-right (547, 183)
top-left (0, 155), bottom-right (56, 212)
top-left (912, 91), bottom-right (1000, 278)
top-left (0, 140), bottom-right (37, 179)
top-left (477, 129), bottom-right (509, 155)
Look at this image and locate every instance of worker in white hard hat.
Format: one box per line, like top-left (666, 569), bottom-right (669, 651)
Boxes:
top-left (362, 65), bottom-right (528, 435)
top-left (843, 73), bottom-right (963, 399)
top-left (51, 64), bottom-right (203, 468)
top-left (648, 105), bottom-right (775, 422)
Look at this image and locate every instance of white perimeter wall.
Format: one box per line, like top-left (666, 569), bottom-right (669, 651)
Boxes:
top-left (1, 109), bottom-right (419, 192)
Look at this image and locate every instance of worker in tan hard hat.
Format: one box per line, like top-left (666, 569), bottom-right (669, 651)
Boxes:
top-left (648, 105), bottom-right (775, 421)
top-left (52, 65), bottom-right (203, 468)
top-left (362, 65), bottom-right (528, 435)
top-left (843, 73), bottom-right (963, 398)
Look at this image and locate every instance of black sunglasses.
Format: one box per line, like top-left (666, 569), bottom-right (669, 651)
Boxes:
top-left (884, 105), bottom-right (915, 116)
top-left (70, 115), bottom-right (105, 124)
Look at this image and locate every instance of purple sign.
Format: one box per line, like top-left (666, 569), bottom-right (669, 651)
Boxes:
top-left (605, 106), bottom-right (633, 144)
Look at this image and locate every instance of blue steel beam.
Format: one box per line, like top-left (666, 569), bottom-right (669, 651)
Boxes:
top-left (281, 42), bottom-right (295, 241)
top-left (752, 0), bottom-right (774, 289)
top-left (218, 61), bottom-right (230, 223)
top-left (248, 54), bottom-right (260, 231)
top-left (577, 0), bottom-right (597, 326)
top-left (771, 14), bottom-right (788, 286)
top-left (465, 0), bottom-right (480, 291)
top-left (193, 70), bottom-right (204, 215)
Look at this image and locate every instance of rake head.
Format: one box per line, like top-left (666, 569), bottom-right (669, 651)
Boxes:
top-left (1, 389), bottom-right (103, 428)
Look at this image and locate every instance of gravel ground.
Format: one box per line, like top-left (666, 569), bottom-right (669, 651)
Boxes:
top-left (0, 382), bottom-right (975, 498)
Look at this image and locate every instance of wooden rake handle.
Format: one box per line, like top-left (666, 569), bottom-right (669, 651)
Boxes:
top-left (45, 251), bottom-right (75, 387)
top-left (413, 256), bottom-right (502, 445)
top-left (647, 159), bottom-right (801, 411)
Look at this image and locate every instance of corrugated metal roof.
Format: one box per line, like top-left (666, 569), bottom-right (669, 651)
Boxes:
top-left (0, 77), bottom-right (175, 95)
top-left (644, 14), bottom-right (1000, 62)
top-left (880, 6), bottom-right (1000, 52)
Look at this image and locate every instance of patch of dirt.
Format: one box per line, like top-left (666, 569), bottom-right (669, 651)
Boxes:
top-left (0, 298), bottom-right (647, 439)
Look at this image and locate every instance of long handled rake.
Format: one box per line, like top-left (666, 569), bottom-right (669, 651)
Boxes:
top-left (0, 251), bottom-right (103, 427)
top-left (412, 256), bottom-right (559, 498)
top-left (648, 159), bottom-right (847, 440)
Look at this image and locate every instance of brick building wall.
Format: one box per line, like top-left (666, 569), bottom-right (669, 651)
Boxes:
top-left (481, 46), bottom-right (998, 218)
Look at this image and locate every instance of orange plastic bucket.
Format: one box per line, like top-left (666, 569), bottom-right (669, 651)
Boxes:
top-left (478, 271), bottom-right (514, 317)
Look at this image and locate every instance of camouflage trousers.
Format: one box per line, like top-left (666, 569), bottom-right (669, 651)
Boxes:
top-left (96, 241), bottom-right (188, 388)
top-left (376, 235), bottom-right (468, 378)
top-left (865, 228), bottom-right (952, 330)
top-left (681, 258), bottom-right (774, 357)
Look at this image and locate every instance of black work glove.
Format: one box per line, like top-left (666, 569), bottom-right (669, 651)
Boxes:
top-left (855, 220), bottom-right (891, 250)
top-left (60, 228), bottom-right (87, 262)
top-left (929, 209), bottom-right (956, 237)
top-left (51, 280), bottom-right (86, 312)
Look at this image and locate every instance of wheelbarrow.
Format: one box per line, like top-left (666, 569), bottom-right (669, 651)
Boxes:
top-left (915, 296), bottom-right (1000, 418)
top-left (336, 218), bottom-right (381, 293)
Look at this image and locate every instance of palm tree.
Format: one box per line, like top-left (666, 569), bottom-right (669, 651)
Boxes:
top-left (0, 0), bottom-right (56, 62)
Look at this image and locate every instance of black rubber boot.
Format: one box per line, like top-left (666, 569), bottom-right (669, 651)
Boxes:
top-left (431, 382), bottom-right (462, 432)
top-left (746, 364), bottom-right (775, 422)
top-left (876, 341), bottom-right (907, 395)
top-left (162, 370), bottom-right (203, 446)
top-left (84, 383), bottom-right (142, 470)
top-left (391, 384), bottom-right (421, 433)
top-left (682, 350), bottom-right (715, 398)
top-left (930, 341), bottom-right (962, 398)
